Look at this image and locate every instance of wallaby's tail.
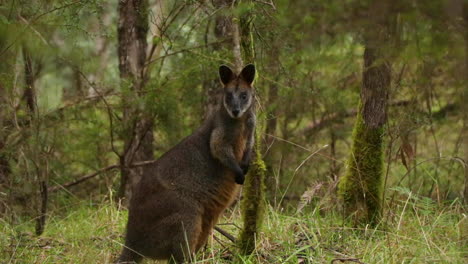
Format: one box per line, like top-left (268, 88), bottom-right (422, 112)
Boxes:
top-left (115, 247), bottom-right (143, 264)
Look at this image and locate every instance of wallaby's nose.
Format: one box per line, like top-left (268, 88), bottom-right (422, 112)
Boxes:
top-left (232, 110), bottom-right (240, 117)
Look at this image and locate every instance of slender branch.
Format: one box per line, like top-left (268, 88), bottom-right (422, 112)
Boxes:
top-left (214, 226), bottom-right (236, 243)
top-left (145, 40), bottom-right (230, 66)
top-left (18, 15), bottom-right (49, 45)
top-left (48, 164), bottom-right (119, 192)
top-left (47, 160), bottom-right (159, 193)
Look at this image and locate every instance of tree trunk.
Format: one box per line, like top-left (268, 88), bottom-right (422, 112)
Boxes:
top-left (23, 47), bottom-right (36, 114)
top-left (338, 2), bottom-right (392, 225)
top-left (116, 0), bottom-right (154, 206)
top-left (234, 1), bottom-right (267, 254)
top-left (0, 40), bottom-right (15, 215)
top-left (23, 47), bottom-right (47, 235)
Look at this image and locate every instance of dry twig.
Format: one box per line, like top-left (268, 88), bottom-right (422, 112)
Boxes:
top-left (214, 226), bottom-right (236, 243)
top-left (331, 258), bottom-right (365, 264)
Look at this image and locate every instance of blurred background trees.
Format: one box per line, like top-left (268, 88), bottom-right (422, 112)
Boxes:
top-left (0, 0), bottom-right (466, 235)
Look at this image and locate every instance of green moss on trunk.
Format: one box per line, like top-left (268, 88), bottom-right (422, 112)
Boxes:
top-left (338, 103), bottom-right (384, 225)
top-left (338, 6), bottom-right (392, 224)
top-left (239, 131), bottom-right (266, 254)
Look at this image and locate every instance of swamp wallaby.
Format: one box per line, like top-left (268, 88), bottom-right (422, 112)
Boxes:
top-left (117, 64), bottom-right (256, 263)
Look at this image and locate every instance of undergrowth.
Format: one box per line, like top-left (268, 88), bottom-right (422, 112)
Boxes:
top-left (0, 189), bottom-right (466, 263)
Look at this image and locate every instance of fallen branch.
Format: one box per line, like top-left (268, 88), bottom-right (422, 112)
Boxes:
top-left (214, 226), bottom-right (236, 243)
top-left (331, 258), bottom-right (365, 264)
top-left (48, 160), bottom-right (158, 193)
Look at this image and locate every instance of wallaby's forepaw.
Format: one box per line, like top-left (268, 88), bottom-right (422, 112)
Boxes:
top-left (235, 171), bottom-right (245, 185)
top-left (241, 163), bottom-right (250, 175)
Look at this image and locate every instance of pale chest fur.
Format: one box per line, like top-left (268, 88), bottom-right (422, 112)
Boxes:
top-left (232, 122), bottom-right (247, 161)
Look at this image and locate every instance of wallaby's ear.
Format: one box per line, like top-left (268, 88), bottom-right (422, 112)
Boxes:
top-left (219, 65), bottom-right (234, 85)
top-left (240, 64), bottom-right (256, 85)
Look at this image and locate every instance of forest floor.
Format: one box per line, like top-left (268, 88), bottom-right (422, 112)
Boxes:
top-left (1, 192), bottom-right (466, 264)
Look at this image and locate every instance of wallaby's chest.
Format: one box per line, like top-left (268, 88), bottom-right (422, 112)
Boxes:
top-left (227, 120), bottom-right (247, 161)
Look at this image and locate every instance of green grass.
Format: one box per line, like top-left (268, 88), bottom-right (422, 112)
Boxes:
top-left (1, 192), bottom-right (466, 264)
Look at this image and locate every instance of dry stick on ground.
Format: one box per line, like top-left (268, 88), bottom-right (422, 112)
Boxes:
top-left (212, 234), bottom-right (227, 248)
top-left (331, 258), bottom-right (365, 264)
top-left (214, 226), bottom-right (236, 243)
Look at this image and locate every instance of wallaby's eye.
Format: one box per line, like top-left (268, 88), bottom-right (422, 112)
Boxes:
top-left (240, 92), bottom-right (248, 100)
top-left (226, 93), bottom-right (233, 101)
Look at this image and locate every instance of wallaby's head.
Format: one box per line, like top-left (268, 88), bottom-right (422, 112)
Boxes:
top-left (218, 64), bottom-right (256, 119)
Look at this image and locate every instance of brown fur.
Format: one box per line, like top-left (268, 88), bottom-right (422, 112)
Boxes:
top-left (117, 65), bottom-right (256, 264)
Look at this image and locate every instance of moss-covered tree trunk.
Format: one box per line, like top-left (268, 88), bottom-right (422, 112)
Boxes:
top-left (338, 2), bottom-right (392, 225)
top-left (233, 1), bottom-right (266, 254)
top-left (116, 0), bottom-right (154, 206)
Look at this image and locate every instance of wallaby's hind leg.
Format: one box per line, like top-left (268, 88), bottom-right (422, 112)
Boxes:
top-left (116, 247), bottom-right (143, 264)
top-left (166, 212), bottom-right (203, 264)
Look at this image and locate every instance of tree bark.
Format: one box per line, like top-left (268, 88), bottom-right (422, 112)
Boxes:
top-left (23, 47), bottom-right (36, 113)
top-left (117, 0), bottom-right (154, 206)
top-left (0, 40), bottom-right (15, 215)
top-left (338, 1), bottom-right (393, 225)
